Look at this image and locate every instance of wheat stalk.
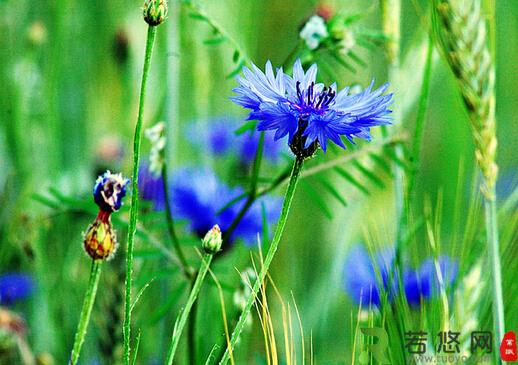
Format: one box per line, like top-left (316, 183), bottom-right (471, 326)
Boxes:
top-left (433, 0), bottom-right (497, 199)
top-left (433, 0), bottom-right (504, 355)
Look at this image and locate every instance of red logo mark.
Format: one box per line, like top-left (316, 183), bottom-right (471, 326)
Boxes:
top-left (501, 331), bottom-right (517, 362)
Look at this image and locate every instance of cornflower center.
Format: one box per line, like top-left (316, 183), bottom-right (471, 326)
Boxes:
top-left (295, 81), bottom-right (336, 116)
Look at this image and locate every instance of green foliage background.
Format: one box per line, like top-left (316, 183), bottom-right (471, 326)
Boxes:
top-left (0, 0), bottom-right (516, 364)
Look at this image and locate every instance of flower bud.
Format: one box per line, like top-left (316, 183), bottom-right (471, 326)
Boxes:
top-left (202, 224), bottom-right (222, 254)
top-left (93, 171), bottom-right (130, 212)
top-left (143, 0), bottom-right (168, 26)
top-left (83, 212), bottom-right (117, 261)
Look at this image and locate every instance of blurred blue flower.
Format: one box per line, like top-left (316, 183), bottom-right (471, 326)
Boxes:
top-left (171, 167), bottom-right (281, 245)
top-left (188, 117), bottom-right (283, 164)
top-left (342, 245), bottom-right (395, 306)
top-left (139, 164), bottom-right (282, 246)
top-left (0, 273), bottom-right (34, 306)
top-left (342, 245), bottom-right (457, 307)
top-left (231, 59), bottom-right (393, 156)
top-left (138, 160), bottom-right (166, 211)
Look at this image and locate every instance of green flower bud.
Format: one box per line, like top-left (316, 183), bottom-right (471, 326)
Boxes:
top-left (202, 225), bottom-right (222, 255)
top-left (143, 0), bottom-right (168, 26)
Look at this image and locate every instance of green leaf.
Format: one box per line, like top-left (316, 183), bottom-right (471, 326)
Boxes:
top-left (317, 176), bottom-right (348, 207)
top-left (203, 36), bottom-right (226, 45)
top-left (234, 120), bottom-right (257, 135)
top-left (352, 161), bottom-right (386, 188)
top-left (329, 52), bottom-right (357, 73)
top-left (300, 180), bottom-right (333, 219)
top-left (384, 145), bottom-right (409, 170)
top-left (333, 166), bottom-right (371, 196)
top-left (188, 12), bottom-right (209, 21)
top-left (226, 59), bottom-right (246, 79)
top-left (368, 152), bottom-right (392, 174)
top-left (233, 50), bottom-right (240, 63)
top-left (348, 50), bottom-right (366, 67)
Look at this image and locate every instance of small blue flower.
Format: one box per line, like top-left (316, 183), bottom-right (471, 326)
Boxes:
top-left (170, 167), bottom-right (282, 245)
top-left (342, 245), bottom-right (458, 307)
top-left (232, 59), bottom-right (393, 157)
top-left (0, 273), bottom-right (34, 306)
top-left (93, 171), bottom-right (130, 212)
top-left (187, 117), bottom-right (284, 164)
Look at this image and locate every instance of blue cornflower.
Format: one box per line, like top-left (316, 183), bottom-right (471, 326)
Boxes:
top-left (342, 245), bottom-right (457, 307)
top-left (170, 167), bottom-right (282, 246)
top-left (0, 273), bottom-right (34, 306)
top-left (187, 117), bottom-right (284, 164)
top-left (93, 171), bottom-right (130, 212)
top-left (232, 59), bottom-right (393, 157)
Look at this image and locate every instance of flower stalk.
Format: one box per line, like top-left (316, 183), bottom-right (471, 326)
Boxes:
top-left (218, 156), bottom-right (304, 365)
top-left (123, 25), bottom-right (158, 365)
top-left (165, 253), bottom-right (216, 364)
top-left (69, 260), bottom-right (102, 365)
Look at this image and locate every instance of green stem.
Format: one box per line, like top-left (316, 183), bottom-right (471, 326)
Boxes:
top-left (166, 253), bottom-right (214, 364)
top-left (162, 163), bottom-right (191, 277)
top-left (218, 156), bottom-right (304, 365)
top-left (485, 192), bottom-right (505, 362)
top-left (69, 261), bottom-right (102, 365)
top-left (123, 25), bottom-right (157, 365)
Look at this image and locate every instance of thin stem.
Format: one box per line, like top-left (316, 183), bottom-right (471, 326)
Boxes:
top-left (485, 192), bottom-right (505, 361)
top-left (222, 133), bottom-right (265, 244)
top-left (69, 260), bottom-right (102, 365)
top-left (123, 25), bottom-right (157, 365)
top-left (166, 253), bottom-right (214, 364)
top-left (187, 284), bottom-right (198, 364)
top-left (162, 163), bottom-right (191, 277)
top-left (218, 156), bottom-right (304, 365)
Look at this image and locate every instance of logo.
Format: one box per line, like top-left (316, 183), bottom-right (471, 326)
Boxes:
top-left (500, 331), bottom-right (517, 362)
top-left (359, 327), bottom-right (390, 364)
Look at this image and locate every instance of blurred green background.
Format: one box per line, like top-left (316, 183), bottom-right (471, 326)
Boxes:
top-left (0, 0), bottom-right (517, 364)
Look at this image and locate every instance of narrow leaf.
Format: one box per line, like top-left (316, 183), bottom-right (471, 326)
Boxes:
top-left (300, 181), bottom-right (333, 219)
top-left (334, 166), bottom-right (371, 196)
top-left (352, 161), bottom-right (385, 188)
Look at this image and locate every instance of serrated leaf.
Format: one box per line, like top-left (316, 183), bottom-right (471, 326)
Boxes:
top-left (333, 166), bottom-right (371, 196)
top-left (300, 180), bottom-right (333, 219)
top-left (352, 161), bottom-right (385, 188)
